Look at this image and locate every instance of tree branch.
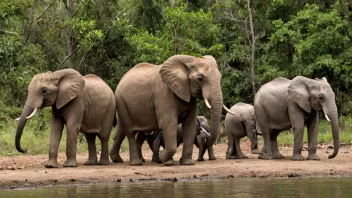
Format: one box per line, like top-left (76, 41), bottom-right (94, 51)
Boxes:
top-left (34, 0), bottom-right (57, 21)
top-left (0, 29), bottom-right (18, 35)
top-left (58, 45), bottom-right (80, 68)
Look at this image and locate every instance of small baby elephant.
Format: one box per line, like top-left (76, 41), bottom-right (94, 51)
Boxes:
top-left (136, 116), bottom-right (215, 162)
top-left (225, 102), bottom-right (261, 159)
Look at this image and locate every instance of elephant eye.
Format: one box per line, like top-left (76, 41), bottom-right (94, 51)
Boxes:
top-left (42, 88), bottom-right (47, 94)
top-left (318, 94), bottom-right (324, 100)
top-left (197, 76), bottom-right (203, 82)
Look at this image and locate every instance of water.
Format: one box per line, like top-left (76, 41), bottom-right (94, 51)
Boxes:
top-left (1, 178), bottom-right (352, 198)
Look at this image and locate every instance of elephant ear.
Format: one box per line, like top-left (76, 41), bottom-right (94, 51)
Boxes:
top-left (52, 69), bottom-right (85, 109)
top-left (159, 55), bottom-right (195, 102)
top-left (288, 76), bottom-right (311, 113)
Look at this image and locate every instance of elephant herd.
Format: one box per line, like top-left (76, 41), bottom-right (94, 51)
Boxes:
top-left (14, 55), bottom-right (340, 168)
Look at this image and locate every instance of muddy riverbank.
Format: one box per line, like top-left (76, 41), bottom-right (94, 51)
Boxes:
top-left (0, 142), bottom-right (351, 190)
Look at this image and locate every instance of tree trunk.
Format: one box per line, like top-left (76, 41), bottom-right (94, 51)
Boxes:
top-left (65, 0), bottom-right (74, 68)
top-left (247, 0), bottom-right (256, 99)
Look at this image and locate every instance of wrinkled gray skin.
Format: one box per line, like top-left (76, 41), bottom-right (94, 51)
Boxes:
top-left (137, 116), bottom-right (215, 162)
top-left (225, 102), bottom-right (261, 159)
top-left (254, 76), bottom-right (339, 160)
top-left (15, 69), bottom-right (116, 168)
top-left (109, 55), bottom-right (227, 166)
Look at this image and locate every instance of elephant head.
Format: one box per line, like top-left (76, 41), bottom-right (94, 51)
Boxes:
top-left (15, 69), bottom-right (85, 153)
top-left (288, 76), bottom-right (339, 159)
top-left (159, 55), bottom-right (234, 148)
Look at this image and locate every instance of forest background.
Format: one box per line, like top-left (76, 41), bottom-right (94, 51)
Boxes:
top-left (1, 0), bottom-right (352, 155)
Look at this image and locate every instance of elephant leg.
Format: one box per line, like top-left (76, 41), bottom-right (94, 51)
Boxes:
top-left (44, 115), bottom-right (64, 168)
top-left (136, 132), bottom-right (147, 162)
top-left (226, 133), bottom-right (237, 159)
top-left (97, 134), bottom-right (110, 165)
top-left (152, 133), bottom-right (162, 163)
top-left (126, 131), bottom-right (143, 166)
top-left (250, 139), bottom-right (261, 154)
top-left (258, 128), bottom-right (273, 160)
top-left (207, 145), bottom-right (216, 160)
top-left (84, 133), bottom-right (98, 165)
top-left (196, 136), bottom-right (205, 161)
top-left (109, 124), bottom-right (125, 163)
top-left (307, 113), bottom-right (320, 160)
top-left (234, 137), bottom-right (247, 159)
top-left (179, 109), bottom-right (197, 166)
top-left (159, 121), bottom-right (178, 166)
top-left (63, 124), bottom-right (80, 167)
top-left (270, 130), bottom-right (285, 159)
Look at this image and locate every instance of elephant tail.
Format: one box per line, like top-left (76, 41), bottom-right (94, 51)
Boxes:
top-left (113, 112), bottom-right (118, 127)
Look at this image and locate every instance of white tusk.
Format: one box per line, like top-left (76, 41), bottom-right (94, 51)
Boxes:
top-left (15, 117), bottom-right (20, 121)
top-left (223, 104), bottom-right (236, 115)
top-left (324, 113), bottom-right (331, 122)
top-left (26, 108), bottom-right (38, 119)
top-left (201, 126), bottom-right (210, 137)
top-left (204, 99), bottom-right (212, 109)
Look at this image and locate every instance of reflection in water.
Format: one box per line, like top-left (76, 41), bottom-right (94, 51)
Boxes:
top-left (1, 178), bottom-right (352, 198)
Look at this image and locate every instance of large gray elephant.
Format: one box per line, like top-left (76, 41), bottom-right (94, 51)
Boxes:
top-left (109, 55), bottom-right (234, 166)
top-left (15, 69), bottom-right (116, 168)
top-left (136, 116), bottom-right (215, 162)
top-left (254, 76), bottom-right (339, 160)
top-left (224, 102), bottom-right (261, 159)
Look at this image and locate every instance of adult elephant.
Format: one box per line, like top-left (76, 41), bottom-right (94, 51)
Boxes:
top-left (15, 69), bottom-right (116, 168)
top-left (136, 116), bottom-right (215, 162)
top-left (109, 55), bottom-right (234, 166)
top-left (224, 102), bottom-right (261, 159)
top-left (254, 76), bottom-right (339, 160)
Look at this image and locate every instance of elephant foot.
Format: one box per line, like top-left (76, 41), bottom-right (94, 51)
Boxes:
top-left (159, 150), bottom-right (175, 165)
top-left (273, 153), bottom-right (285, 159)
top-left (251, 149), bottom-right (261, 154)
top-left (307, 153), bottom-right (320, 161)
top-left (163, 160), bottom-right (175, 166)
top-left (197, 157), bottom-right (204, 161)
top-left (110, 154), bottom-right (124, 163)
top-left (236, 153), bottom-right (248, 159)
top-left (179, 158), bottom-right (195, 165)
top-left (258, 153), bottom-right (273, 160)
top-left (209, 154), bottom-right (216, 160)
top-left (292, 154), bottom-right (305, 161)
top-left (152, 155), bottom-right (161, 163)
top-left (84, 159), bottom-right (98, 165)
top-left (63, 159), bottom-right (77, 167)
top-left (226, 155), bottom-right (238, 160)
top-left (129, 159), bottom-right (143, 166)
top-left (98, 158), bottom-right (110, 165)
top-left (44, 159), bottom-right (58, 168)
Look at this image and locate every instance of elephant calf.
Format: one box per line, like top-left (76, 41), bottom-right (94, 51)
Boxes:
top-left (15, 69), bottom-right (116, 168)
top-left (136, 116), bottom-right (216, 162)
top-left (224, 102), bottom-right (261, 159)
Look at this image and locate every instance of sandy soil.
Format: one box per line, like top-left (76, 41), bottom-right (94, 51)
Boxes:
top-left (0, 141), bottom-right (352, 190)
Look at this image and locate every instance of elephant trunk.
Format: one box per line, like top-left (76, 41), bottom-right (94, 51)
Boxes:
top-left (204, 85), bottom-right (223, 148)
top-left (327, 104), bottom-right (339, 159)
top-left (15, 91), bottom-right (37, 153)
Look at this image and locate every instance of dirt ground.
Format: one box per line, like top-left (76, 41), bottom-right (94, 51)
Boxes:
top-left (0, 140), bottom-right (352, 190)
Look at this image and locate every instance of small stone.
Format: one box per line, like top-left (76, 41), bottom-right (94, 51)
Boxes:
top-left (116, 179), bottom-right (122, 182)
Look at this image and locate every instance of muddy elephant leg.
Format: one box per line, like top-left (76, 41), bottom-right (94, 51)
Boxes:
top-left (109, 124), bottom-right (126, 163)
top-left (307, 113), bottom-right (320, 160)
top-left (136, 132), bottom-right (147, 162)
top-left (234, 137), bottom-right (247, 158)
top-left (84, 133), bottom-right (98, 165)
top-left (44, 115), bottom-right (64, 168)
top-left (270, 130), bottom-right (285, 159)
top-left (63, 122), bottom-right (80, 167)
